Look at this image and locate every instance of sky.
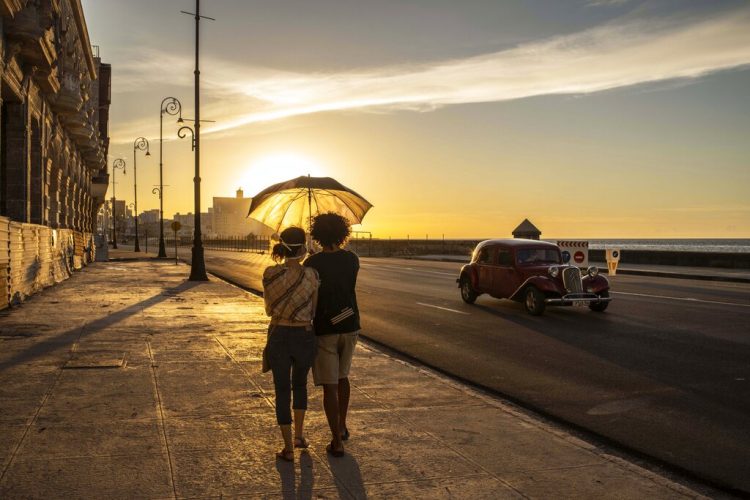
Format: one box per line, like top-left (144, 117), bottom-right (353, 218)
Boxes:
top-left (83, 0), bottom-right (750, 238)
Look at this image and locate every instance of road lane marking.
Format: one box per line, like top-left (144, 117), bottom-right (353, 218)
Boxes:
top-left (612, 291), bottom-right (750, 308)
top-left (416, 302), bottom-right (471, 315)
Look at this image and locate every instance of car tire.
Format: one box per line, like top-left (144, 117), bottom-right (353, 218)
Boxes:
top-left (589, 291), bottom-right (610, 312)
top-left (460, 276), bottom-right (478, 304)
top-left (524, 286), bottom-right (546, 316)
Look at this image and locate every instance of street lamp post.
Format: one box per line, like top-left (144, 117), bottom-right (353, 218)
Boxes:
top-left (111, 159), bottom-right (126, 249)
top-left (133, 137), bottom-right (151, 252)
top-left (180, 0), bottom-right (214, 281)
top-left (158, 97), bottom-right (183, 258)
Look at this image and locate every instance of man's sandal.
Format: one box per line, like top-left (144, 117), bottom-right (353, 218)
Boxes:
top-left (326, 441), bottom-right (345, 457)
top-left (276, 448), bottom-right (294, 462)
top-left (294, 437), bottom-right (310, 449)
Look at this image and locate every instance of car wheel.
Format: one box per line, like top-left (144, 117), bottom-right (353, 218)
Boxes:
top-left (460, 277), bottom-right (478, 304)
top-left (524, 286), bottom-right (546, 316)
top-left (589, 291), bottom-right (610, 312)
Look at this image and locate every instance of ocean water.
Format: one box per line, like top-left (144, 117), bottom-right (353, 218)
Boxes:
top-left (564, 239), bottom-right (750, 253)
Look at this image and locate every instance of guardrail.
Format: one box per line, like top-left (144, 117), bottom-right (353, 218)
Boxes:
top-left (137, 235), bottom-right (273, 254)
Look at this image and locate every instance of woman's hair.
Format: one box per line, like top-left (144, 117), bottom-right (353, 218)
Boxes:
top-left (271, 226), bottom-right (307, 262)
top-left (310, 212), bottom-right (351, 248)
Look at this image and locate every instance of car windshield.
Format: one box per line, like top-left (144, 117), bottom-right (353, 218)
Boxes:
top-left (516, 248), bottom-right (561, 265)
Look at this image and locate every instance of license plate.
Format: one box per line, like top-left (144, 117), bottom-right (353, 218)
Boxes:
top-left (573, 300), bottom-right (586, 307)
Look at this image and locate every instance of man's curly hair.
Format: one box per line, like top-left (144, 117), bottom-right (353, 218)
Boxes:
top-left (310, 212), bottom-right (351, 248)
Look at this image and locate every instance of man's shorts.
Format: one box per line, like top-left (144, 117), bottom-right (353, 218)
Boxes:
top-left (312, 331), bottom-right (359, 386)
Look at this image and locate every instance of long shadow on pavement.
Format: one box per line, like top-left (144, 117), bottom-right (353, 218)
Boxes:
top-left (0, 280), bottom-right (202, 373)
top-left (327, 453), bottom-right (366, 499)
top-left (276, 451), bottom-right (314, 500)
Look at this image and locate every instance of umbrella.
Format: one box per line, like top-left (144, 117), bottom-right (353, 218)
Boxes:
top-left (247, 175), bottom-right (373, 231)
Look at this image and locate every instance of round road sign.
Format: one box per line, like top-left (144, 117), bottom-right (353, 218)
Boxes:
top-left (574, 251), bottom-right (585, 264)
top-left (561, 251), bottom-right (571, 263)
top-left (171, 221), bottom-right (182, 232)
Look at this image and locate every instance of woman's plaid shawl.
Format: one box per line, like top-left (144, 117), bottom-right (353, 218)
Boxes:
top-left (263, 265), bottom-right (319, 322)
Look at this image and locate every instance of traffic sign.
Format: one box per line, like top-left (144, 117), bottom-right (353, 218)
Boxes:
top-left (171, 221), bottom-right (182, 232)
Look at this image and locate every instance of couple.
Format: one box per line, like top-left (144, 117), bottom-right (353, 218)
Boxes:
top-left (262, 213), bottom-right (360, 462)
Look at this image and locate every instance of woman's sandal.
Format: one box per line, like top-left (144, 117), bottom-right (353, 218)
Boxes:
top-left (326, 441), bottom-right (345, 457)
top-left (294, 437), bottom-right (310, 449)
top-left (275, 448), bottom-right (294, 462)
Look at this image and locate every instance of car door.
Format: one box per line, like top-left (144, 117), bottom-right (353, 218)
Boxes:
top-left (476, 246), bottom-right (495, 292)
top-left (490, 248), bottom-right (517, 298)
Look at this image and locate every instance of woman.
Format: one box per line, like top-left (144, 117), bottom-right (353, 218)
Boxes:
top-left (263, 227), bottom-right (319, 461)
top-left (304, 213), bottom-right (360, 457)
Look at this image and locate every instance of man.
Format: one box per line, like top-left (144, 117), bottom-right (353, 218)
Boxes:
top-left (304, 213), bottom-right (360, 457)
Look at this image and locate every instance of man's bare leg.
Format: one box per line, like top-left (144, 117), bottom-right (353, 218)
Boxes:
top-left (323, 383), bottom-right (344, 452)
top-left (338, 377), bottom-right (351, 438)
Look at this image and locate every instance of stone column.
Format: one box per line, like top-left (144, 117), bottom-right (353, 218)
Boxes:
top-left (3, 102), bottom-right (30, 222)
top-left (61, 176), bottom-right (70, 228)
top-left (48, 166), bottom-right (60, 228)
top-left (30, 117), bottom-right (44, 225)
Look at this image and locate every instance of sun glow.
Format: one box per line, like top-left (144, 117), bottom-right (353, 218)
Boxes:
top-left (240, 152), bottom-right (325, 196)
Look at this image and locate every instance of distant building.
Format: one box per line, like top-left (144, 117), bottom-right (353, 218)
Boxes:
top-left (139, 209), bottom-right (160, 225)
top-left (172, 211), bottom-right (212, 237)
top-left (512, 219), bottom-right (541, 240)
top-left (212, 188), bottom-right (271, 237)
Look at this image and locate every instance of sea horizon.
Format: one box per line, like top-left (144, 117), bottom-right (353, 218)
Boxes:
top-left (361, 237), bottom-right (750, 253)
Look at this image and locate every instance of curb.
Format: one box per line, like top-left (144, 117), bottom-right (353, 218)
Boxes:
top-left (605, 268), bottom-right (750, 284)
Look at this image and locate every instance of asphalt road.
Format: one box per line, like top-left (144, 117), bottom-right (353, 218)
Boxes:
top-left (155, 246), bottom-right (750, 493)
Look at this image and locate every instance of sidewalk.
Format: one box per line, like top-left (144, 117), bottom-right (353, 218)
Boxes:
top-left (0, 257), bottom-right (714, 498)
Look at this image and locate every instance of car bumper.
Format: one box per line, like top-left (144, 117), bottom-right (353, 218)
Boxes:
top-left (545, 293), bottom-right (612, 305)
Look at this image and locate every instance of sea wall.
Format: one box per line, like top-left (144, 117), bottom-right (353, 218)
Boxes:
top-left (346, 239), bottom-right (750, 269)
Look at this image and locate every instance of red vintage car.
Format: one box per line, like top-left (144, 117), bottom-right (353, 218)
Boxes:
top-left (457, 239), bottom-right (611, 315)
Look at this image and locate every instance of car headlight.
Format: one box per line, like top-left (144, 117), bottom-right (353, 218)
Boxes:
top-left (548, 266), bottom-right (559, 278)
top-left (587, 266), bottom-right (599, 277)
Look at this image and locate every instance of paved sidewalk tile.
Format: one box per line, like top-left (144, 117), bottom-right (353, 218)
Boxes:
top-left (0, 259), bottom-right (713, 499)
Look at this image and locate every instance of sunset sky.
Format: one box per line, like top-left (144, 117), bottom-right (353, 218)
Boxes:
top-left (83, 0), bottom-right (750, 238)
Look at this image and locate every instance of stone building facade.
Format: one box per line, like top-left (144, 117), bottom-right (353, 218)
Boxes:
top-left (0, 0), bottom-right (110, 307)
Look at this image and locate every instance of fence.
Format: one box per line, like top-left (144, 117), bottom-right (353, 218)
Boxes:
top-left (1, 216), bottom-right (94, 309)
top-left (138, 234), bottom-right (272, 255)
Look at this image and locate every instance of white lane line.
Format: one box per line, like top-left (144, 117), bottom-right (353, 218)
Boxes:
top-left (416, 302), bottom-right (471, 315)
top-left (612, 291), bottom-right (750, 308)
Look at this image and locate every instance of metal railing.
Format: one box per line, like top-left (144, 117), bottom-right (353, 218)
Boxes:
top-left (144, 235), bottom-right (272, 254)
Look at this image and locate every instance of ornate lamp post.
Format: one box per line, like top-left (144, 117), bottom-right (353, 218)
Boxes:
top-left (180, 0), bottom-right (214, 281)
top-left (158, 97), bottom-right (183, 258)
top-left (111, 159), bottom-right (126, 249)
top-left (133, 137), bottom-right (151, 252)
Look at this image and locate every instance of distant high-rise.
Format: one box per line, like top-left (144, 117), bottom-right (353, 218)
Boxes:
top-left (212, 188), bottom-right (272, 237)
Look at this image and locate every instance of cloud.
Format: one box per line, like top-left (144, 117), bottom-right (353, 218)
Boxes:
top-left (110, 6), bottom-right (750, 143)
top-left (586, 0), bottom-right (631, 7)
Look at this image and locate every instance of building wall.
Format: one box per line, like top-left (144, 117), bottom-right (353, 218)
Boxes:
top-left (212, 190), bottom-right (272, 237)
top-left (0, 0), bottom-right (109, 308)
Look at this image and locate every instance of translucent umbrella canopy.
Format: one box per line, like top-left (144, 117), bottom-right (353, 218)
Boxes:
top-left (247, 176), bottom-right (373, 231)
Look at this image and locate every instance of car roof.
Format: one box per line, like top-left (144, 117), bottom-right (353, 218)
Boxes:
top-left (476, 239), bottom-right (559, 250)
